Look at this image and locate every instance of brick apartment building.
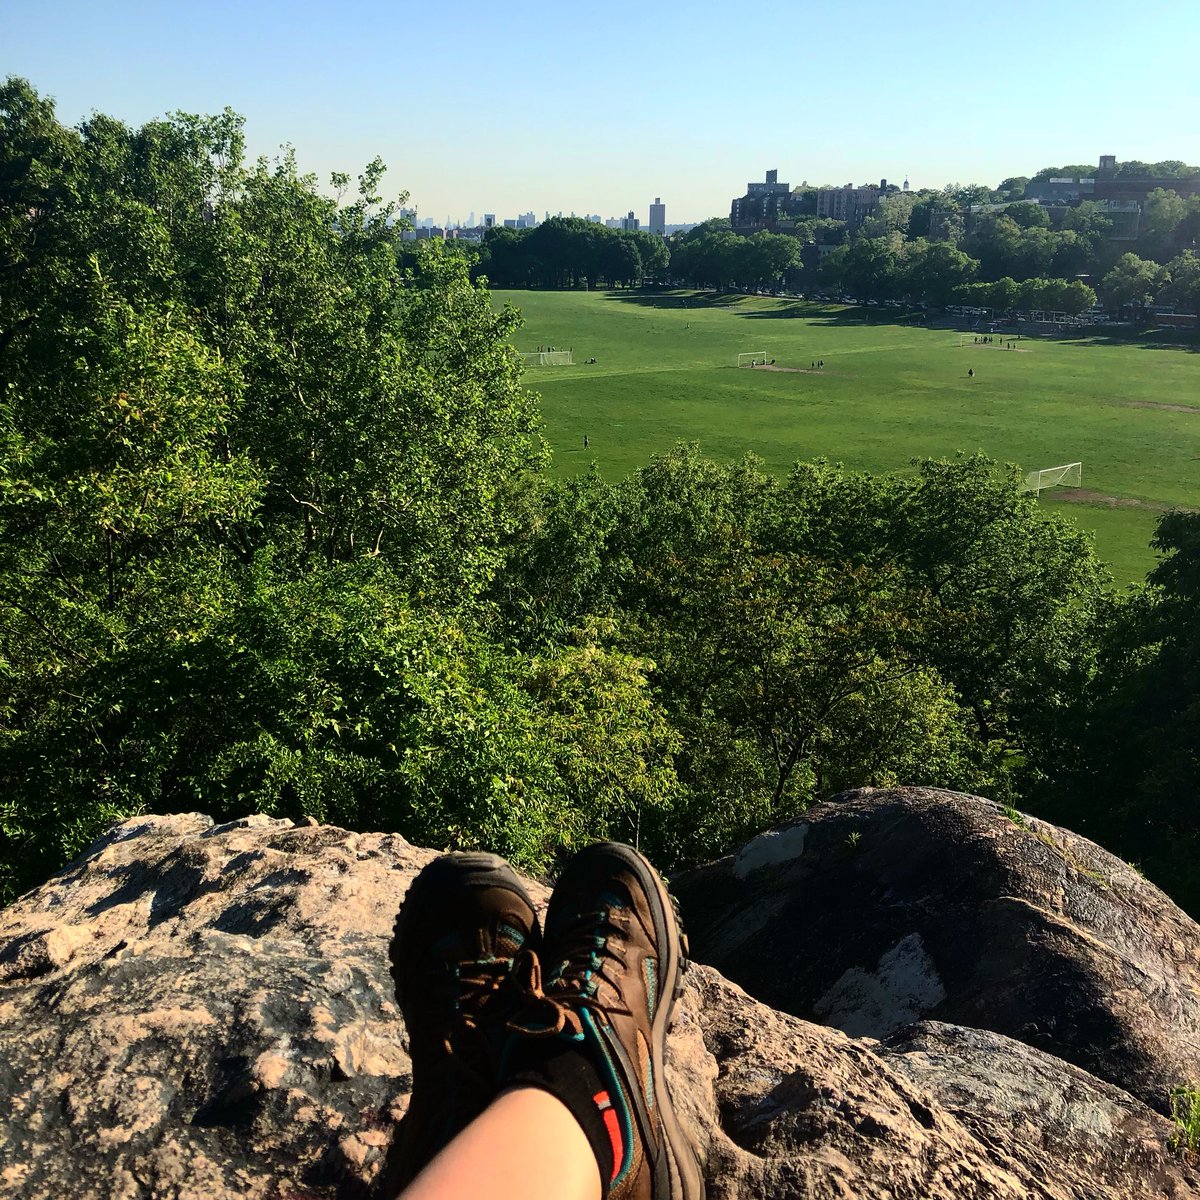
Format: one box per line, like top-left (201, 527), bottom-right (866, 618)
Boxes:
top-left (816, 180), bottom-right (900, 232)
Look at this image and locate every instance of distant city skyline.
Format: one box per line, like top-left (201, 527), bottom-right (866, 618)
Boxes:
top-left (4, 0), bottom-right (1198, 225)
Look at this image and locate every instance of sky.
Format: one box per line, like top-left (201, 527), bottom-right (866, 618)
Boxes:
top-left (4, 0), bottom-right (1199, 226)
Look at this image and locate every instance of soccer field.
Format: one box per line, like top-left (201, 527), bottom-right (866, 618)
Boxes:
top-left (494, 288), bottom-right (1200, 583)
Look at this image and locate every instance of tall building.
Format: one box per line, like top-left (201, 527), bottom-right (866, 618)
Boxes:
top-left (621, 210), bottom-right (640, 231)
top-left (730, 169), bottom-right (805, 233)
top-left (649, 196), bottom-right (666, 236)
top-left (483, 214), bottom-right (497, 229)
top-left (815, 180), bottom-right (898, 232)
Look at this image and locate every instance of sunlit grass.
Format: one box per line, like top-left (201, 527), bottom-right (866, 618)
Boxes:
top-left (498, 288), bottom-right (1200, 583)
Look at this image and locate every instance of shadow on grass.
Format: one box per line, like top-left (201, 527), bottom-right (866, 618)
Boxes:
top-left (601, 287), bottom-right (766, 312)
top-left (1021, 328), bottom-right (1200, 353)
top-left (596, 289), bottom-right (1200, 349)
top-left (602, 288), bottom-right (929, 328)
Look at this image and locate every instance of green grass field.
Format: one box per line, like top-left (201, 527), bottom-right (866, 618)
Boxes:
top-left (496, 288), bottom-right (1200, 583)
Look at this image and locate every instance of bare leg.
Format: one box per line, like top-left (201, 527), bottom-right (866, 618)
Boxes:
top-left (398, 1086), bottom-right (602, 1200)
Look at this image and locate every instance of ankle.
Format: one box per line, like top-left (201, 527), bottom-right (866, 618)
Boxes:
top-left (502, 1037), bottom-right (622, 1192)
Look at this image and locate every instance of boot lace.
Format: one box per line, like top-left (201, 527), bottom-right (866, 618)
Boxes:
top-left (506, 906), bottom-right (633, 1038)
top-left (441, 956), bottom-right (514, 1055)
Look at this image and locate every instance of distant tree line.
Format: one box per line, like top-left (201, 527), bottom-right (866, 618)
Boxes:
top-left (668, 169), bottom-right (1200, 318)
top-left (3, 79), bottom-right (1200, 921)
top-left (402, 169), bottom-right (1200, 321)
top-left (470, 218), bottom-right (670, 289)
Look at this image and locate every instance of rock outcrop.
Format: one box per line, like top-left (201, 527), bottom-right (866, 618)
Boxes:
top-left (672, 786), bottom-right (1200, 1118)
top-left (0, 795), bottom-right (1197, 1198)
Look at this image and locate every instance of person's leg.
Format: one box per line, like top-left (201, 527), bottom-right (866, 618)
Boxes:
top-left (384, 842), bottom-right (703, 1200)
top-left (379, 853), bottom-right (541, 1195)
top-left (502, 842), bottom-right (705, 1200)
top-left (398, 1086), bottom-right (602, 1200)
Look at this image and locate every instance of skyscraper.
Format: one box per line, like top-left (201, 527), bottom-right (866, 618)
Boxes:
top-left (649, 197), bottom-right (666, 236)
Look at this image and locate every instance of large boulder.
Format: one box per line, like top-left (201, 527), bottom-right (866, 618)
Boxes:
top-left (0, 807), bottom-right (1196, 1198)
top-left (672, 786), bottom-right (1200, 1117)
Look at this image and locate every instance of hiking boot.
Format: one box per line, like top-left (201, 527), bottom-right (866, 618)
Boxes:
top-left (380, 851), bottom-right (540, 1194)
top-left (507, 842), bottom-right (704, 1200)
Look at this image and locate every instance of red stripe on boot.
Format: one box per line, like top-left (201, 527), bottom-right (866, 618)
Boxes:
top-left (592, 1090), bottom-right (623, 1183)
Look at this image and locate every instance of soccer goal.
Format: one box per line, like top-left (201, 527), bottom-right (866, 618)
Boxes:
top-left (736, 352), bottom-right (768, 367)
top-left (521, 350), bottom-right (574, 366)
top-left (1022, 462), bottom-right (1082, 496)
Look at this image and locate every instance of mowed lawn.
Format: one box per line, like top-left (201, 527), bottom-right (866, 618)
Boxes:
top-left (495, 288), bottom-right (1200, 583)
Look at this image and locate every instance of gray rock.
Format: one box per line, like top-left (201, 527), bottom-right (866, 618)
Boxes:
top-left (672, 786), bottom-right (1200, 1117)
top-left (0, 804), bottom-right (1196, 1198)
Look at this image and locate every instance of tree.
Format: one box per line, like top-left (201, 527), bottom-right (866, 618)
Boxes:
top-left (950, 183), bottom-right (996, 207)
top-left (1005, 201), bottom-right (1050, 230)
top-left (480, 226), bottom-right (534, 287)
top-left (1059, 279), bottom-right (1098, 315)
top-left (965, 214), bottom-right (1025, 280)
top-left (1160, 251), bottom-right (1200, 323)
top-left (860, 192), bottom-right (917, 239)
top-left (743, 231), bottom-right (801, 291)
top-left (601, 235), bottom-right (642, 287)
top-left (988, 277), bottom-right (1021, 311)
top-left (503, 448), bottom-right (1109, 864)
top-left (0, 80), bottom-right (554, 898)
top-left (631, 230), bottom-right (669, 282)
top-left (1140, 188), bottom-right (1187, 258)
top-left (1048, 230), bottom-right (1092, 279)
top-left (996, 176), bottom-right (1031, 201)
top-left (1032, 165), bottom-right (1096, 181)
top-left (671, 228), bottom-right (742, 290)
top-left (1102, 253), bottom-right (1165, 314)
top-left (840, 235), bottom-right (901, 301)
top-left (1049, 511), bottom-right (1200, 913)
top-left (900, 240), bottom-right (978, 306)
top-left (1062, 200), bottom-right (1115, 244)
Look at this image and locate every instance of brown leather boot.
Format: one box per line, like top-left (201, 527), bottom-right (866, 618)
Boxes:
top-left (507, 842), bottom-right (705, 1200)
top-left (379, 852), bottom-right (540, 1195)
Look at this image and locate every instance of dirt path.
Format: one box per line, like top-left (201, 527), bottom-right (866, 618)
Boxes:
top-left (1114, 399), bottom-right (1200, 414)
top-left (744, 364), bottom-right (851, 376)
top-left (1051, 489), bottom-right (1195, 512)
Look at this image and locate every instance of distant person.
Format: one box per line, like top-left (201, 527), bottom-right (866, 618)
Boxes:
top-left (583, 434), bottom-right (589, 449)
top-left (968, 367), bottom-right (974, 378)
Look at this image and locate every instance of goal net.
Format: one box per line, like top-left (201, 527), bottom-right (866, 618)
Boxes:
top-left (737, 352), bottom-right (768, 367)
top-left (521, 350), bottom-right (574, 366)
top-left (1021, 462), bottom-right (1082, 496)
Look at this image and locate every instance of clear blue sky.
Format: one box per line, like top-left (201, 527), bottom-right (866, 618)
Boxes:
top-left (5, 0), bottom-right (1198, 225)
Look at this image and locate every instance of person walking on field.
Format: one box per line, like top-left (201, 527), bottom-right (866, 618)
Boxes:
top-left (583, 434), bottom-right (589, 449)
